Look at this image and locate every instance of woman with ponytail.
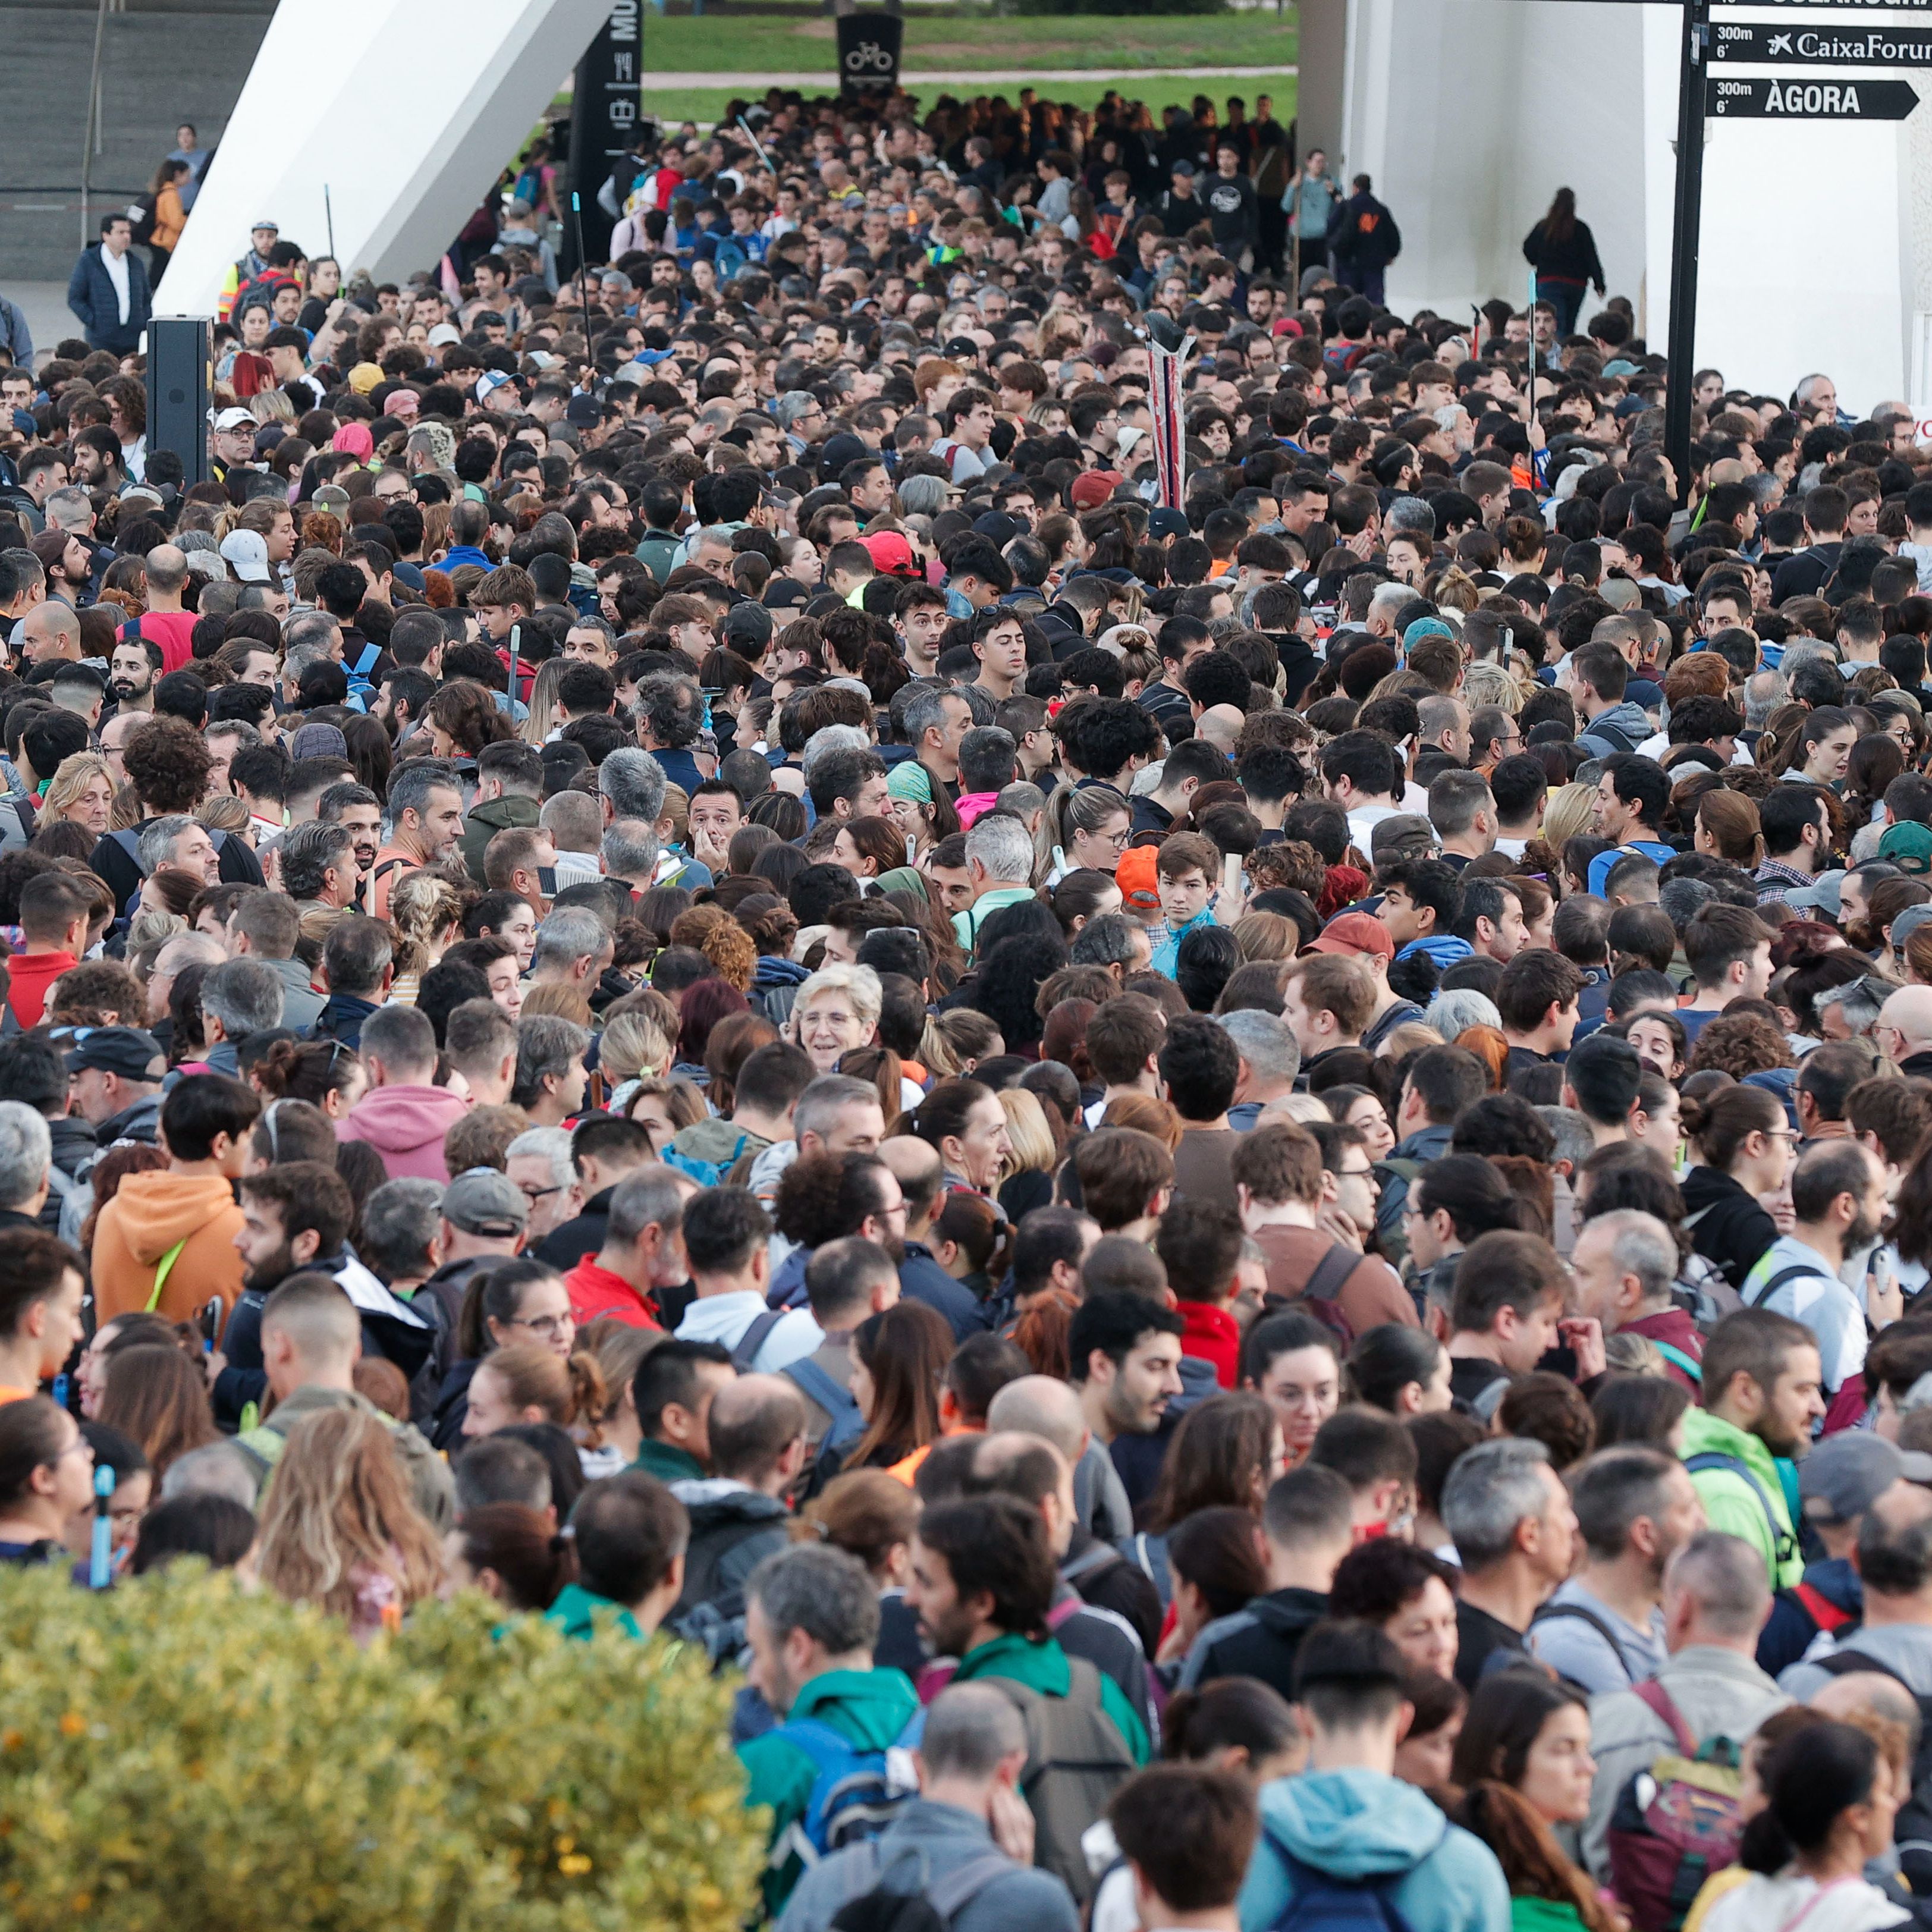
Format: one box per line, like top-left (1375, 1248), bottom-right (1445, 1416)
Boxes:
top-left (1406, 1153), bottom-right (1541, 1318)
top-left (461, 1340), bottom-right (611, 1478)
top-left (1039, 780), bottom-right (1132, 885)
top-left (429, 1258), bottom-right (576, 1452)
top-left (1679, 1083), bottom-right (1791, 1293)
top-left (446, 1501), bottom-right (576, 1612)
top-left (1699, 1721), bottom-right (1905, 1932)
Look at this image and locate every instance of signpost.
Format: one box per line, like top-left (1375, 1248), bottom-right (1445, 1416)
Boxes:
top-left (1707, 73), bottom-right (1920, 111)
top-left (835, 11), bottom-right (903, 96)
top-left (1655, 0), bottom-right (1926, 497)
top-left (1710, 21), bottom-right (1932, 62)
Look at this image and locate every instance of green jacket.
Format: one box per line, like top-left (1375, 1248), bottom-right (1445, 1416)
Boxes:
top-left (953, 1630), bottom-right (1151, 1765)
top-left (738, 1666), bottom-right (920, 1916)
top-left (458, 793), bottom-right (541, 886)
top-left (633, 1439), bottom-right (705, 1484)
top-left (1512, 1899), bottom-right (1588, 1932)
top-left (544, 1582), bottom-right (645, 1641)
top-left (953, 884), bottom-right (1035, 955)
top-left (1680, 1406), bottom-right (1802, 1588)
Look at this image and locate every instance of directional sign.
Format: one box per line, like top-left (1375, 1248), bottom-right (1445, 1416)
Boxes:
top-left (1711, 20), bottom-right (1932, 59)
top-left (1707, 71), bottom-right (1920, 110)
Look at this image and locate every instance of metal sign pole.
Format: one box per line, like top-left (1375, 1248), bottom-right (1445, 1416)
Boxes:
top-left (1664, 0), bottom-right (1710, 507)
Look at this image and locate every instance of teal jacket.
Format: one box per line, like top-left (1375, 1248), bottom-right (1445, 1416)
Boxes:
top-left (544, 1582), bottom-right (644, 1641)
top-left (739, 1666), bottom-right (921, 1917)
top-left (1239, 1768), bottom-right (1509, 1932)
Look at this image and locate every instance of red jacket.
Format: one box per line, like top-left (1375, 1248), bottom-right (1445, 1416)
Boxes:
top-left (1176, 1299), bottom-right (1240, 1390)
top-left (1621, 1307), bottom-right (1704, 1391)
top-left (563, 1257), bottom-right (661, 1330)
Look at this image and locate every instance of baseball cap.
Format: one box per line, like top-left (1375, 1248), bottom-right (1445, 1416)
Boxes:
top-left (252, 219), bottom-right (279, 233)
top-left (1892, 903), bottom-right (1932, 952)
top-left (442, 1167), bottom-right (529, 1240)
top-left (1310, 912), bottom-right (1396, 963)
top-left (218, 529), bottom-right (271, 583)
top-left (1070, 469), bottom-right (1125, 511)
top-left (566, 394), bottom-right (602, 427)
top-left (861, 530), bottom-right (919, 579)
top-left (1881, 822), bottom-right (1932, 875)
top-left (722, 602), bottom-right (774, 652)
top-left (1170, 159), bottom-right (1197, 178)
top-left (211, 407), bottom-right (255, 432)
top-left (1117, 845), bottom-right (1161, 913)
top-left (347, 363), bottom-right (385, 395)
top-left (1370, 814), bottom-right (1438, 865)
top-left (62, 1026), bottom-right (164, 1082)
top-left (1801, 1431), bottom-right (1932, 1525)
top-left (1149, 507), bottom-right (1190, 542)
top-left (474, 370), bottom-right (515, 404)
top-left (428, 322), bottom-right (463, 348)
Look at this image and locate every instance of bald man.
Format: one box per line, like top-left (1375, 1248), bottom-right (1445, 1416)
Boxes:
top-left (1196, 703), bottom-right (1245, 760)
top-left (670, 1372), bottom-right (806, 1620)
top-left (20, 600), bottom-right (80, 666)
top-left (1878, 986), bottom-right (1932, 1079)
top-left (987, 1374), bottom-right (1139, 1563)
top-left (137, 544), bottom-right (199, 670)
top-left (99, 707), bottom-right (142, 786)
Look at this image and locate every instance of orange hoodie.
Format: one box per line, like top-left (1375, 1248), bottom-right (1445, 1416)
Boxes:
top-left (91, 1172), bottom-right (247, 1324)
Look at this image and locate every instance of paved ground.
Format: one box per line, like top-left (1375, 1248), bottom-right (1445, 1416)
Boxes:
top-left (7, 283), bottom-right (77, 360)
top-left (642, 60), bottom-right (1298, 84)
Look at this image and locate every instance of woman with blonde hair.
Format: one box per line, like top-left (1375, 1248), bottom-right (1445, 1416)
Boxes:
top-left (519, 657), bottom-right (568, 748)
top-left (1541, 782), bottom-right (1598, 852)
top-left (1234, 911), bottom-right (1301, 962)
top-left (256, 1405), bottom-right (443, 1638)
top-left (1695, 789), bottom-right (1764, 870)
top-left (386, 868), bottom-right (464, 1003)
top-left (599, 1006), bottom-right (673, 1114)
top-left (1461, 661), bottom-right (1522, 714)
top-left (41, 751), bottom-right (117, 838)
top-left (997, 1085), bottom-right (1058, 1221)
top-left (791, 961), bottom-right (882, 1075)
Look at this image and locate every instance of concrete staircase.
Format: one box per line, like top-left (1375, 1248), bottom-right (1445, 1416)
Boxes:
top-left (0, 0), bottom-right (276, 284)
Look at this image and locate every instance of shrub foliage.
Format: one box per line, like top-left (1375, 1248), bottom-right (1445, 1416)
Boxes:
top-left (0, 1566), bottom-right (762, 1932)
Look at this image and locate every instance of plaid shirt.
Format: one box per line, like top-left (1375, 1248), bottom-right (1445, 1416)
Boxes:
top-left (1754, 857), bottom-right (1815, 903)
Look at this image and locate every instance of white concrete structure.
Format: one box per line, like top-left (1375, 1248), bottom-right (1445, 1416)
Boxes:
top-left (1298, 0), bottom-right (1932, 411)
top-left (161, 0), bottom-right (610, 318)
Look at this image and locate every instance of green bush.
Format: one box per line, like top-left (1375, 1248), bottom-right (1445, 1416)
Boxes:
top-left (1010, 0), bottom-right (1227, 16)
top-left (0, 1566), bottom-right (763, 1932)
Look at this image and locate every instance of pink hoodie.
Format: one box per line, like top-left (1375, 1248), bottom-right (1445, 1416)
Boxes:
top-left (336, 1085), bottom-right (471, 1181)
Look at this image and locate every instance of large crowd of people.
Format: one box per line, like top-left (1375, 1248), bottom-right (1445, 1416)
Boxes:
top-left (2, 74), bottom-right (1932, 1931)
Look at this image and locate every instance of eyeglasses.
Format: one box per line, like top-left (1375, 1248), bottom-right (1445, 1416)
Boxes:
top-left (506, 1312), bottom-right (575, 1340)
top-left (1337, 1164), bottom-right (1377, 1181)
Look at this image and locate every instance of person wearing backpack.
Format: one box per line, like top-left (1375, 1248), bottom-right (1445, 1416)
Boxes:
top-left (774, 1681), bottom-right (1078, 1932)
top-left (738, 1543), bottom-right (923, 1919)
top-left (668, 1374), bottom-right (804, 1623)
top-left (1237, 1619), bottom-right (1510, 1932)
top-left (1739, 1142), bottom-right (1890, 1435)
top-left (908, 1494), bottom-right (1147, 1905)
top-left (789, 1239), bottom-right (902, 1458)
top-left (1582, 1530), bottom-right (1789, 1886)
top-left (1528, 1447), bottom-right (1702, 1695)
top-left (1680, 1309), bottom-right (1824, 1592)
top-left (672, 1186), bottom-right (821, 1372)
top-left (1756, 1432), bottom-right (1905, 1677)
top-left (1234, 1123), bottom-right (1419, 1340)
top-left (1177, 1462), bottom-right (1355, 1702)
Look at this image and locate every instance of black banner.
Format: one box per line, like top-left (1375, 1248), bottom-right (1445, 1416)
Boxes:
top-left (836, 11), bottom-right (903, 96)
top-left (1711, 20), bottom-right (1932, 61)
top-left (1707, 72), bottom-right (1919, 114)
top-left (571, 0), bottom-right (643, 263)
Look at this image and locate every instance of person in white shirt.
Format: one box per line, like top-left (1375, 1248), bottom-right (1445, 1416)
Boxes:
top-left (674, 1185), bottom-right (820, 1370)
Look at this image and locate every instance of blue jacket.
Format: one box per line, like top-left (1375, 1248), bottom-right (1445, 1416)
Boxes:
top-left (67, 243), bottom-right (152, 353)
top-left (1239, 1768), bottom-right (1509, 1932)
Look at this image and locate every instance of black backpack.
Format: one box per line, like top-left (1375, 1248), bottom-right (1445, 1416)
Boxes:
top-left (828, 1848), bottom-right (1013, 1932)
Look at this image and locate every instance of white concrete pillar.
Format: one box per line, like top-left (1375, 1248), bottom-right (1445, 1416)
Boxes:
top-left (162, 0), bottom-right (613, 317)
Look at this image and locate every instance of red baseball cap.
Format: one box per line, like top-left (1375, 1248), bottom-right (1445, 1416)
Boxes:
top-left (861, 530), bottom-right (919, 577)
top-left (1309, 912), bottom-right (1395, 962)
top-left (1070, 469), bottom-right (1125, 511)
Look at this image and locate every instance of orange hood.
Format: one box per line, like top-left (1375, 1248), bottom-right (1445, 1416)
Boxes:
top-left (106, 1173), bottom-right (241, 1266)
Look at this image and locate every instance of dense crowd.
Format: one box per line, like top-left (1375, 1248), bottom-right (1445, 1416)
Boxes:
top-left (3, 76), bottom-right (1932, 1932)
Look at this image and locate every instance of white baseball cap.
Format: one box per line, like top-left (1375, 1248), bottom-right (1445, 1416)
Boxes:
top-left (218, 529), bottom-right (271, 583)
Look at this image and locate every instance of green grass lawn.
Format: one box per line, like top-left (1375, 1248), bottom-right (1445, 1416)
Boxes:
top-left (642, 72), bottom-right (1297, 124)
top-left (640, 6), bottom-right (1299, 74)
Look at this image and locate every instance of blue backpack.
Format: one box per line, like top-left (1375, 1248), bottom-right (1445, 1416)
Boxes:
top-left (662, 1131), bottom-right (752, 1190)
top-left (1265, 1838), bottom-right (1417, 1932)
top-left (785, 1357), bottom-right (866, 1456)
top-left (771, 1711), bottom-right (923, 1867)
